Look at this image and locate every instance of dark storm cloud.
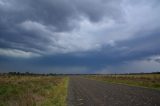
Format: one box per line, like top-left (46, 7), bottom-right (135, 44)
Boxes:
top-left (0, 0), bottom-right (160, 73)
top-left (2, 31), bottom-right (159, 73)
top-left (0, 0), bottom-right (122, 30)
top-left (73, 0), bottom-right (123, 22)
top-left (0, 0), bottom-right (75, 30)
top-left (0, 0), bottom-right (77, 54)
top-left (0, 0), bottom-right (123, 55)
top-left (33, 31), bottom-right (160, 66)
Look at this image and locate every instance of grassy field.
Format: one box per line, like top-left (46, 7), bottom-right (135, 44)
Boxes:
top-left (0, 75), bottom-right (68, 106)
top-left (86, 74), bottom-right (160, 90)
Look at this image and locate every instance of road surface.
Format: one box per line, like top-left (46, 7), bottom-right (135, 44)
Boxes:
top-left (68, 77), bottom-right (160, 106)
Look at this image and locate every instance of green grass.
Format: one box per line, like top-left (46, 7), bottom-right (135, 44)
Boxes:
top-left (86, 74), bottom-right (160, 90)
top-left (42, 77), bottom-right (68, 106)
top-left (0, 76), bottom-right (68, 106)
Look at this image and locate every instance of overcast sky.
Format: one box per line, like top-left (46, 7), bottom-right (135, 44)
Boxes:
top-left (0, 0), bottom-right (160, 73)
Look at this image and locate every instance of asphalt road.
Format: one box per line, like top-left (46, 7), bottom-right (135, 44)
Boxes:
top-left (68, 77), bottom-right (160, 106)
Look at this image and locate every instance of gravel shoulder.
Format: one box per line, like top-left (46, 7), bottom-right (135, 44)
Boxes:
top-left (68, 76), bottom-right (160, 106)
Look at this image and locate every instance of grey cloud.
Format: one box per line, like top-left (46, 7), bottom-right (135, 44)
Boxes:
top-left (0, 0), bottom-right (160, 73)
top-left (1, 0), bottom-right (159, 55)
top-left (0, 0), bottom-right (124, 55)
top-left (73, 0), bottom-right (123, 22)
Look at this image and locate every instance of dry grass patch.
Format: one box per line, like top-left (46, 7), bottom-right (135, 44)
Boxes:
top-left (0, 76), bottom-right (68, 106)
top-left (87, 74), bottom-right (160, 90)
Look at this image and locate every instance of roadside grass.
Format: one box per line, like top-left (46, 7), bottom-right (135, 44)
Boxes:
top-left (86, 74), bottom-right (160, 90)
top-left (0, 75), bottom-right (68, 106)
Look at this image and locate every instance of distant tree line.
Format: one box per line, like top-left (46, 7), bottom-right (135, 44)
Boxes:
top-left (0, 71), bottom-right (160, 76)
top-left (0, 72), bottom-right (58, 76)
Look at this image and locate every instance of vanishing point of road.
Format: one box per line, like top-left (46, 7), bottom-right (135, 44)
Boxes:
top-left (68, 77), bottom-right (160, 106)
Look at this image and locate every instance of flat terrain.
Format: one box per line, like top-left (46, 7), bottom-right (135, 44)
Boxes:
top-left (87, 74), bottom-right (160, 90)
top-left (0, 76), bottom-right (68, 106)
top-left (68, 77), bottom-right (160, 106)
